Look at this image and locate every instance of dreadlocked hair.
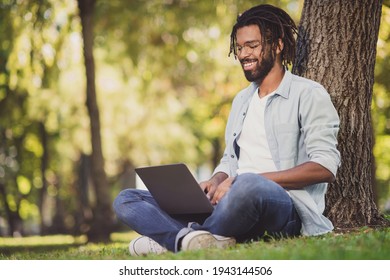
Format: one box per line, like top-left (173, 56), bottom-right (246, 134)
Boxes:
top-left (229, 4), bottom-right (298, 67)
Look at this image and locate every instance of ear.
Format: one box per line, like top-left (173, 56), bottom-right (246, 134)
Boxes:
top-left (276, 38), bottom-right (284, 55)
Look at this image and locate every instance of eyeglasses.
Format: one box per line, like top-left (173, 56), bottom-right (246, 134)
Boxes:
top-left (235, 40), bottom-right (262, 56)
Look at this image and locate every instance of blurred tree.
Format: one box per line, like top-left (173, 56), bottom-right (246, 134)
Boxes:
top-left (0, 0), bottom-right (58, 236)
top-left (0, 0), bottom-right (86, 236)
top-left (77, 0), bottom-right (114, 242)
top-left (294, 0), bottom-right (389, 228)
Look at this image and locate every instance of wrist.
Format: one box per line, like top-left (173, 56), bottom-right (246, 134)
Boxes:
top-left (210, 172), bottom-right (228, 185)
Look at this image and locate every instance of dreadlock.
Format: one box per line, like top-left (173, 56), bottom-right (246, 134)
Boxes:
top-left (229, 4), bottom-right (298, 67)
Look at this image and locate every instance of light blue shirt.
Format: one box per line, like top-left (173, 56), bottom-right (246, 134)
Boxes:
top-left (213, 70), bottom-right (340, 236)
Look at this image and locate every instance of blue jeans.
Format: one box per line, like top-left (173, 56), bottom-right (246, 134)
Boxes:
top-left (113, 173), bottom-right (301, 252)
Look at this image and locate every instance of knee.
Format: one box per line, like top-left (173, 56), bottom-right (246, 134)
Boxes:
top-left (112, 190), bottom-right (125, 215)
top-left (112, 189), bottom-right (137, 215)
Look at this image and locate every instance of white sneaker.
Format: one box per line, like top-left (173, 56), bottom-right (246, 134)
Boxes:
top-left (129, 236), bottom-right (168, 256)
top-left (181, 230), bottom-right (236, 251)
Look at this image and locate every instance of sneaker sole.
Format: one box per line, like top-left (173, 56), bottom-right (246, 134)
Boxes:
top-left (181, 230), bottom-right (236, 251)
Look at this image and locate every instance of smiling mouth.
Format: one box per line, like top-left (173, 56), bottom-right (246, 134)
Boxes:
top-left (241, 59), bottom-right (257, 71)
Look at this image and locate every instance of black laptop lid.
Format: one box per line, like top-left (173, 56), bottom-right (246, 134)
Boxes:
top-left (135, 163), bottom-right (214, 215)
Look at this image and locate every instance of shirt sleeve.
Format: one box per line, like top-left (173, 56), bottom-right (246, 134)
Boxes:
top-left (299, 85), bottom-right (341, 177)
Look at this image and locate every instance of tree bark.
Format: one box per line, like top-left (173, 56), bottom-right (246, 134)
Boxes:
top-left (294, 0), bottom-right (389, 229)
top-left (77, 0), bottom-right (114, 242)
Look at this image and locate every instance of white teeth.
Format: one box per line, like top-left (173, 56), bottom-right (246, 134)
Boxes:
top-left (243, 61), bottom-right (255, 68)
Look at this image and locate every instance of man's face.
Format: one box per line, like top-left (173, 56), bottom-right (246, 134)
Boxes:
top-left (236, 25), bottom-right (276, 84)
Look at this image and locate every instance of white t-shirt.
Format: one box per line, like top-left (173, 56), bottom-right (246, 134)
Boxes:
top-left (237, 89), bottom-right (277, 175)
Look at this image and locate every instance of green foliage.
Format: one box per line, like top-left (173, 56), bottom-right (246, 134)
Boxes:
top-left (0, 0), bottom-right (79, 236)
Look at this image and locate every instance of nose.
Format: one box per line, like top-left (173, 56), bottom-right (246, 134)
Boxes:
top-left (237, 49), bottom-right (249, 60)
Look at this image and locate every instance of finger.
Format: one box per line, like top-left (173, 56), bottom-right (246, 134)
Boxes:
top-left (207, 184), bottom-right (217, 199)
top-left (199, 182), bottom-right (208, 192)
top-left (211, 189), bottom-right (223, 205)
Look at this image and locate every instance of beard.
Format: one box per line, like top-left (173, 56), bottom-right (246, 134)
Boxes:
top-left (241, 49), bottom-right (276, 84)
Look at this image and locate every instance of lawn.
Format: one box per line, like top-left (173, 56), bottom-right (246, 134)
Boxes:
top-left (0, 227), bottom-right (389, 260)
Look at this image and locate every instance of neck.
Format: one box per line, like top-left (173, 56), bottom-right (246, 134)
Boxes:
top-left (257, 63), bottom-right (285, 98)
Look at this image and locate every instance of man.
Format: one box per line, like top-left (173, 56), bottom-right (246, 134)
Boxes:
top-left (113, 4), bottom-right (340, 256)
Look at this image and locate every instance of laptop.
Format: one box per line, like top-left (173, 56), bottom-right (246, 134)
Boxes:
top-left (135, 163), bottom-right (214, 218)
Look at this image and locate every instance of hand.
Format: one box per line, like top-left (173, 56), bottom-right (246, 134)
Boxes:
top-left (199, 172), bottom-right (229, 203)
top-left (210, 176), bottom-right (235, 205)
top-left (199, 180), bottom-right (218, 200)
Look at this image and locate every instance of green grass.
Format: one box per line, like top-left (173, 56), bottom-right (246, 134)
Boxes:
top-left (0, 227), bottom-right (389, 260)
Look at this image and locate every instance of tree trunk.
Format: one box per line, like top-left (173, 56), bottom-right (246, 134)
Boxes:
top-left (77, 0), bottom-right (114, 242)
top-left (294, 0), bottom-right (389, 229)
top-left (74, 153), bottom-right (94, 235)
top-left (0, 182), bottom-right (14, 236)
top-left (38, 121), bottom-right (49, 235)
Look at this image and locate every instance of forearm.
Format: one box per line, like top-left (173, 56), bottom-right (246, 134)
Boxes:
top-left (261, 161), bottom-right (335, 188)
top-left (209, 172), bottom-right (229, 186)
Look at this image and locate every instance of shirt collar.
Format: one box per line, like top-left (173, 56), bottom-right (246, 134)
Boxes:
top-left (274, 70), bottom-right (292, 99)
top-left (248, 70), bottom-right (292, 100)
